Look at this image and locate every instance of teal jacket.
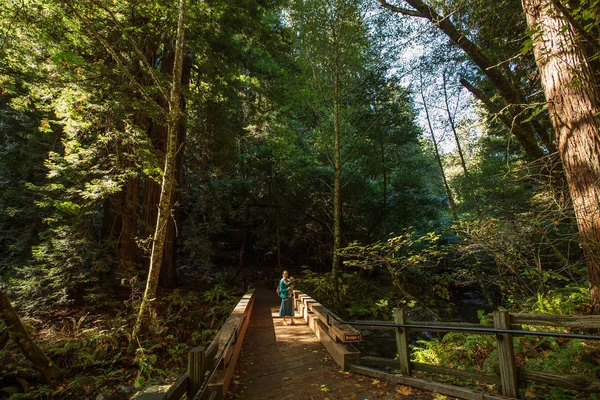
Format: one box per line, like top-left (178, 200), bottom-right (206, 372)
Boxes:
top-left (279, 278), bottom-right (291, 299)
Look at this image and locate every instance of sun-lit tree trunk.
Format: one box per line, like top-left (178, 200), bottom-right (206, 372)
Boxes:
top-left (522, 0), bottom-right (600, 311)
top-left (442, 73), bottom-right (482, 218)
top-left (419, 80), bottom-right (458, 221)
top-left (132, 0), bottom-right (186, 343)
top-left (0, 288), bottom-right (61, 381)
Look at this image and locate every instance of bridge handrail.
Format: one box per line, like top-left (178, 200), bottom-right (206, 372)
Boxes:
top-left (136, 288), bottom-right (255, 400)
top-left (333, 315), bottom-right (600, 341)
top-left (343, 310), bottom-right (600, 399)
top-left (293, 290), bottom-right (600, 399)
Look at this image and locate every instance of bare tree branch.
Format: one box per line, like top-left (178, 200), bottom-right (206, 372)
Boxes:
top-left (378, 0), bottom-right (424, 18)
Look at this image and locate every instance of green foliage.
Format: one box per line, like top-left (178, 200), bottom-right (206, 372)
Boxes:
top-left (338, 232), bottom-right (453, 317)
top-left (202, 283), bottom-right (232, 303)
top-left (412, 331), bottom-right (496, 372)
top-left (524, 284), bottom-right (592, 315)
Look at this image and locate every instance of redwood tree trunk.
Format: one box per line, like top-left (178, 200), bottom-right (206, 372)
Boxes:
top-left (0, 288), bottom-right (61, 381)
top-left (522, 0), bottom-right (600, 311)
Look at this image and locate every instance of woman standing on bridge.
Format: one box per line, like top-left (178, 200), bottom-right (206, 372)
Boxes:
top-left (279, 270), bottom-right (295, 325)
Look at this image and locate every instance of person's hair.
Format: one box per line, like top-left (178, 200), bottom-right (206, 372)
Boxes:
top-left (282, 270), bottom-right (288, 275)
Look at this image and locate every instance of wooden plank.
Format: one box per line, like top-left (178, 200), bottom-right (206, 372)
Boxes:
top-left (207, 368), bottom-right (225, 399)
top-left (301, 297), bottom-right (317, 307)
top-left (133, 385), bottom-right (172, 400)
top-left (360, 355), bottom-right (401, 369)
top-left (306, 311), bottom-right (318, 331)
top-left (509, 313), bottom-right (600, 329)
top-left (394, 309), bottom-right (411, 376)
top-left (494, 311), bottom-right (519, 399)
top-left (208, 292), bottom-right (255, 399)
top-left (302, 299), bottom-right (317, 319)
top-left (518, 369), bottom-right (600, 392)
top-left (187, 347), bottom-right (205, 400)
top-left (329, 321), bottom-right (362, 343)
top-left (164, 374), bottom-right (188, 400)
top-left (306, 300), bottom-right (322, 313)
top-left (350, 365), bottom-right (511, 400)
top-left (413, 363), bottom-right (500, 385)
top-left (222, 300), bottom-right (254, 393)
top-left (310, 304), bottom-right (333, 327)
top-left (313, 318), bottom-right (360, 370)
top-left (208, 290), bottom-right (254, 364)
top-left (359, 357), bottom-right (500, 385)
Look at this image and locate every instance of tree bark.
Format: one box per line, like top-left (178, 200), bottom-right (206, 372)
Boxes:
top-left (419, 80), bottom-right (458, 221)
top-left (522, 0), bottom-right (600, 311)
top-left (379, 0), bottom-right (549, 160)
top-left (332, 55), bottom-right (343, 305)
top-left (0, 288), bottom-right (61, 381)
top-left (159, 58), bottom-right (190, 288)
top-left (443, 73), bottom-right (482, 218)
top-left (132, 0), bottom-right (186, 343)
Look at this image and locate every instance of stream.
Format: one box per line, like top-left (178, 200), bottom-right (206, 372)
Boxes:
top-left (354, 287), bottom-right (493, 359)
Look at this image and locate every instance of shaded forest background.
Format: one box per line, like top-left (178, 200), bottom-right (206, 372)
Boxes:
top-left (1, 0), bottom-right (599, 398)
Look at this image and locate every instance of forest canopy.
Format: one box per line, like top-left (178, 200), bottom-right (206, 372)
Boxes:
top-left (1, 0), bottom-right (599, 398)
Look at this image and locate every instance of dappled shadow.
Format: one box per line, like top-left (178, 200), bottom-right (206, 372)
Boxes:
top-left (227, 283), bottom-right (447, 400)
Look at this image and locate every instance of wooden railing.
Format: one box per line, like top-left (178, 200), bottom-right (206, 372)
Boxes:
top-left (134, 289), bottom-right (255, 400)
top-left (293, 291), bottom-right (600, 400)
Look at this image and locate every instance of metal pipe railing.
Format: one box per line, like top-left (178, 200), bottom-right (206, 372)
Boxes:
top-left (331, 313), bottom-right (600, 341)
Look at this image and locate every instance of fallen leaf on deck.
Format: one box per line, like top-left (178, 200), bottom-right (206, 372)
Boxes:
top-left (282, 376), bottom-right (291, 381)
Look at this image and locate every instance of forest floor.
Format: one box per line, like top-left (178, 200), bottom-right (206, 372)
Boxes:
top-left (228, 282), bottom-right (452, 400)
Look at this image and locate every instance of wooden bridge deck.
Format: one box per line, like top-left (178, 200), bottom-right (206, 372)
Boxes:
top-left (227, 283), bottom-right (444, 400)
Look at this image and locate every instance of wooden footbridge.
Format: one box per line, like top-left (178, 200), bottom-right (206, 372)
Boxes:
top-left (135, 282), bottom-right (600, 400)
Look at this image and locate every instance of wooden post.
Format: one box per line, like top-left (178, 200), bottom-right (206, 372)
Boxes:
top-left (493, 311), bottom-right (519, 399)
top-left (394, 309), bottom-right (411, 375)
top-left (187, 346), bottom-right (205, 400)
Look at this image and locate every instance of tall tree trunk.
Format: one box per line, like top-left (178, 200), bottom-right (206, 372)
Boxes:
top-left (0, 288), bottom-right (61, 381)
top-left (159, 58), bottom-right (190, 288)
top-left (132, 0), bottom-right (186, 343)
top-left (419, 80), bottom-right (458, 221)
top-left (120, 178), bottom-right (140, 267)
top-left (522, 0), bottom-right (600, 312)
top-left (442, 73), bottom-right (482, 218)
top-left (332, 56), bottom-right (343, 305)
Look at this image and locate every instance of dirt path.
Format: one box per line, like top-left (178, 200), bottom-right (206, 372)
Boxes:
top-left (227, 282), bottom-right (449, 399)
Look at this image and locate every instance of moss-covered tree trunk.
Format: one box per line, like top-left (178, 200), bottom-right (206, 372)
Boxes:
top-left (0, 288), bottom-right (61, 381)
top-left (132, 0), bottom-right (186, 343)
top-left (522, 0), bottom-right (600, 312)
